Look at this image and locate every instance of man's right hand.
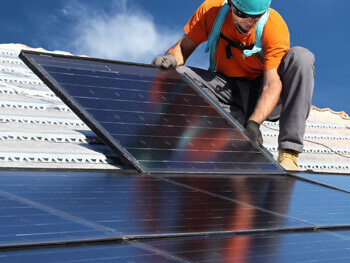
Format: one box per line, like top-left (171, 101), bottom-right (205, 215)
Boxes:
top-left (244, 120), bottom-right (263, 147)
top-left (152, 55), bottom-right (177, 69)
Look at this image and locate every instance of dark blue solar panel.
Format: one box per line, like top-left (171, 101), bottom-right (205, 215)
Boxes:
top-left (144, 230), bottom-right (350, 263)
top-left (166, 175), bottom-right (350, 227)
top-left (2, 231), bottom-right (350, 263)
top-left (20, 51), bottom-right (284, 174)
top-left (0, 171), bottom-right (309, 241)
top-left (0, 192), bottom-right (112, 247)
top-left (0, 242), bottom-right (184, 263)
top-left (0, 170), bottom-right (349, 261)
top-left (293, 173), bottom-right (350, 193)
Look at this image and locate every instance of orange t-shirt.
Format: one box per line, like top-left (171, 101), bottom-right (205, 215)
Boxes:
top-left (184, 0), bottom-right (290, 79)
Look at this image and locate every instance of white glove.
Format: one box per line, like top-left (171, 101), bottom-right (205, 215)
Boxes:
top-left (152, 55), bottom-right (177, 69)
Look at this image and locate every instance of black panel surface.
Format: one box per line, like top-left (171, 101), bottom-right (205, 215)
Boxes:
top-left (166, 175), bottom-right (350, 227)
top-left (20, 51), bottom-right (283, 174)
top-left (145, 231), bottom-right (350, 263)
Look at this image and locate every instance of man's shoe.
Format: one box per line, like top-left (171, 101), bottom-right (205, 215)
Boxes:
top-left (278, 149), bottom-right (300, 171)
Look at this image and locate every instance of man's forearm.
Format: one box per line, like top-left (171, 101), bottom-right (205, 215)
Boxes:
top-left (249, 84), bottom-right (281, 124)
top-left (165, 44), bottom-right (185, 66)
top-left (165, 34), bottom-right (198, 67)
top-left (249, 69), bottom-right (282, 124)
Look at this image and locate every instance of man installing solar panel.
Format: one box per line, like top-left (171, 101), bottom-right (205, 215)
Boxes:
top-left (152, 0), bottom-right (315, 171)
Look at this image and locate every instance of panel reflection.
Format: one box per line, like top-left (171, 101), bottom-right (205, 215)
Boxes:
top-left (127, 176), bottom-right (302, 236)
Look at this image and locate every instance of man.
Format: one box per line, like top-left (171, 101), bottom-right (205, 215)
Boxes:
top-left (152, 0), bottom-right (315, 171)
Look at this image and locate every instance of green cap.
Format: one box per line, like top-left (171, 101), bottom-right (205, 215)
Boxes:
top-left (231, 0), bottom-right (271, 15)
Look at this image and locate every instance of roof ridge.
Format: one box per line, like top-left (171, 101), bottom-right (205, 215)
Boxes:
top-left (311, 105), bottom-right (350, 120)
top-left (0, 43), bottom-right (72, 56)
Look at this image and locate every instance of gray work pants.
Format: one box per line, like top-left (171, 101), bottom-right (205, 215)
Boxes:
top-left (177, 46), bottom-right (315, 152)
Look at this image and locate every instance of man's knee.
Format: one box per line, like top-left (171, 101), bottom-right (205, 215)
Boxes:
top-left (281, 46), bottom-right (315, 75)
top-left (289, 46), bottom-right (315, 61)
top-left (176, 65), bottom-right (220, 83)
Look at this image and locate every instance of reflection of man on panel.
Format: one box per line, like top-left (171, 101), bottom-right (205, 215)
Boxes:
top-left (149, 70), bottom-right (250, 164)
top-left (135, 176), bottom-right (295, 261)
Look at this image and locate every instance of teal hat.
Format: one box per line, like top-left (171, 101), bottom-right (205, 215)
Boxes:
top-left (231, 0), bottom-right (271, 15)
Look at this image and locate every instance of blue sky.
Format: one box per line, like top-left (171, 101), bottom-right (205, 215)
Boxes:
top-left (1, 0), bottom-right (349, 113)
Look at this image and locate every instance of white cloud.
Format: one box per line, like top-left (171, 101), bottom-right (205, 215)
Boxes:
top-left (61, 0), bottom-right (182, 64)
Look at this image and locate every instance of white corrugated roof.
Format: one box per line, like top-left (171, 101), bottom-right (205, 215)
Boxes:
top-left (0, 44), bottom-right (124, 170)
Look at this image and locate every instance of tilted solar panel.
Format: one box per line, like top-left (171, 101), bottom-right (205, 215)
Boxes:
top-left (20, 50), bottom-right (284, 174)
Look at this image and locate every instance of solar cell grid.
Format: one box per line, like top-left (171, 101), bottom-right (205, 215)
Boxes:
top-left (20, 51), bottom-right (283, 174)
top-left (0, 192), bottom-right (110, 247)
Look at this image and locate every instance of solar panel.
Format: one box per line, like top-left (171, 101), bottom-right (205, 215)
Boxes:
top-left (0, 171), bottom-right (308, 243)
top-left (167, 175), bottom-right (350, 227)
top-left (293, 172), bottom-right (350, 193)
top-left (144, 230), bottom-right (350, 263)
top-left (0, 191), bottom-right (113, 247)
top-left (20, 50), bottom-right (283, 174)
top-left (0, 242), bottom-right (184, 263)
top-left (2, 231), bottom-right (350, 262)
top-left (0, 170), bottom-right (349, 260)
